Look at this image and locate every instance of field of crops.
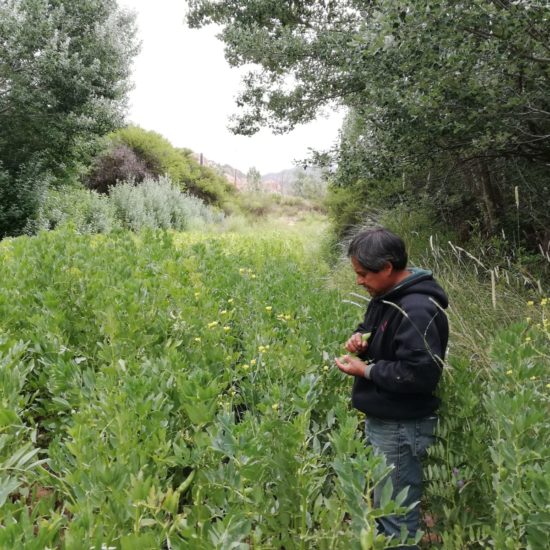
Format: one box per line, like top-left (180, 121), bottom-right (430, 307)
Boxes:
top-left (0, 228), bottom-right (412, 549)
top-left (2, 227), bottom-right (549, 550)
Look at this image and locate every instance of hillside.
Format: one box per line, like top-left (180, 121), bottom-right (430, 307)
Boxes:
top-left (191, 153), bottom-right (324, 196)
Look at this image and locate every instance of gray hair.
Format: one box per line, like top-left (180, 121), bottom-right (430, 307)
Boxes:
top-left (348, 228), bottom-right (408, 271)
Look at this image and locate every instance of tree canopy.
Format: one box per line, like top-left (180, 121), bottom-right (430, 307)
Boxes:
top-left (188, 1), bottom-right (550, 244)
top-left (0, 0), bottom-right (139, 236)
top-left (188, 0), bottom-right (549, 163)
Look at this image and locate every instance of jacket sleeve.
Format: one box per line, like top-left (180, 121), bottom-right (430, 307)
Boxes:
top-left (369, 298), bottom-right (447, 394)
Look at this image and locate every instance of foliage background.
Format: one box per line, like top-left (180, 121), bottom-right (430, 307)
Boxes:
top-left (0, 0), bottom-right (139, 237)
top-left (188, 0), bottom-right (550, 254)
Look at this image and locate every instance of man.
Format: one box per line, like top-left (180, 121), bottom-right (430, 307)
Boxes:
top-left (335, 227), bottom-right (448, 549)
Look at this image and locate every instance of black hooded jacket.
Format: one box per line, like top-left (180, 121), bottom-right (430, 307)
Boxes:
top-left (352, 268), bottom-right (449, 420)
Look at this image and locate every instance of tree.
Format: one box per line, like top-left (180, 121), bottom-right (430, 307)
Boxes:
top-left (0, 0), bottom-right (139, 237)
top-left (246, 166), bottom-right (262, 192)
top-left (188, 1), bottom-right (550, 244)
top-left (292, 167), bottom-right (326, 200)
top-left (188, 0), bottom-right (549, 164)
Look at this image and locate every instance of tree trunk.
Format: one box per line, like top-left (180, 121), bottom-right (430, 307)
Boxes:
top-left (477, 159), bottom-right (502, 234)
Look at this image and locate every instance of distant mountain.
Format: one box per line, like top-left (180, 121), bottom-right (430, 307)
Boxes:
top-left (191, 152), bottom-right (324, 195)
top-left (262, 166), bottom-right (324, 195)
top-left (261, 169), bottom-right (294, 194)
top-left (190, 153), bottom-right (248, 190)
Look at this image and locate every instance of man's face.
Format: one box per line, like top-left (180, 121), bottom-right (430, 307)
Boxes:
top-left (351, 256), bottom-right (394, 297)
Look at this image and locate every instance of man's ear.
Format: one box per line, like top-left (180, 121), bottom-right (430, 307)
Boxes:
top-left (380, 261), bottom-right (393, 274)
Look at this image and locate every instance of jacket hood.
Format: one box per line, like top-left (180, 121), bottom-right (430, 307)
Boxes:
top-left (379, 268), bottom-right (449, 308)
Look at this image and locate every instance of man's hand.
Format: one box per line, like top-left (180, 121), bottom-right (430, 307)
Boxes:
top-left (345, 332), bottom-right (370, 354)
top-left (335, 354), bottom-right (368, 377)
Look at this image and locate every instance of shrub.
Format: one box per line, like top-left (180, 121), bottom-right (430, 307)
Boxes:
top-left (113, 126), bottom-right (192, 185)
top-left (86, 143), bottom-right (151, 193)
top-left (229, 191), bottom-right (322, 221)
top-left (179, 152), bottom-right (236, 206)
top-left (33, 186), bottom-right (118, 234)
top-left (105, 126), bottom-right (236, 208)
top-left (33, 177), bottom-right (224, 235)
top-left (0, 158), bottom-right (51, 238)
top-left (109, 176), bottom-right (224, 231)
top-left (324, 181), bottom-right (373, 239)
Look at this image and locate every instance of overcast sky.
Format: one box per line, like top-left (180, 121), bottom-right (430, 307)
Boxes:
top-left (119, 0), bottom-right (344, 174)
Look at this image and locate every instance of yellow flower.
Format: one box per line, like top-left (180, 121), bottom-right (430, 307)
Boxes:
top-left (525, 336), bottom-right (532, 343)
top-left (323, 365), bottom-right (329, 372)
top-left (239, 268), bottom-right (246, 273)
top-left (265, 306), bottom-right (272, 312)
top-left (271, 403), bottom-right (279, 411)
top-left (207, 321), bottom-right (218, 329)
top-left (250, 359), bottom-right (257, 366)
top-left (527, 300), bottom-right (534, 306)
top-left (284, 314), bottom-right (292, 320)
top-left (251, 274), bottom-right (257, 279)
top-left (241, 364), bottom-right (250, 370)
top-left (194, 337), bottom-right (201, 343)
top-left (546, 384), bottom-right (550, 389)
top-left (530, 375), bottom-right (537, 380)
top-left (221, 309), bottom-right (228, 315)
top-left (228, 298), bottom-right (234, 304)
top-left (526, 317), bottom-right (532, 323)
top-left (506, 370), bottom-right (513, 375)
top-left (194, 292), bottom-right (200, 299)
top-left (223, 326), bottom-right (230, 332)
top-left (541, 298), bottom-right (548, 306)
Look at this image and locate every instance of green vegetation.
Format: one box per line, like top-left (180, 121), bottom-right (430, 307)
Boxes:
top-left (230, 191), bottom-right (324, 220)
top-left (87, 126), bottom-right (237, 208)
top-left (0, 0), bottom-right (139, 237)
top-left (245, 167), bottom-right (262, 192)
top-left (0, 222), bottom-right (548, 548)
top-left (33, 177), bottom-right (224, 234)
top-left (1, 1), bottom-right (549, 547)
top-left (0, 227), bottom-right (412, 548)
top-left (420, 242), bottom-right (549, 550)
top-left (188, 0), bottom-right (550, 253)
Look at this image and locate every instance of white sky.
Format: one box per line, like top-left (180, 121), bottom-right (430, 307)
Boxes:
top-left (119, 0), bottom-right (344, 174)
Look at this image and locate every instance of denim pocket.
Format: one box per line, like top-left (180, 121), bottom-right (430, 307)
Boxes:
top-left (365, 417), bottom-right (401, 460)
top-left (414, 416), bottom-right (438, 457)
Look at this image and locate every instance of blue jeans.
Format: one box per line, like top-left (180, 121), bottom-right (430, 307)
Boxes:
top-left (365, 415), bottom-right (438, 550)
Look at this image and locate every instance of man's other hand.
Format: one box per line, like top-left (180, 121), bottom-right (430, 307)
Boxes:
top-left (335, 355), bottom-right (368, 377)
top-left (344, 332), bottom-right (369, 354)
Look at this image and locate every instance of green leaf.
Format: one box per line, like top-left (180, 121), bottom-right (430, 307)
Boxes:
top-left (379, 477), bottom-right (393, 510)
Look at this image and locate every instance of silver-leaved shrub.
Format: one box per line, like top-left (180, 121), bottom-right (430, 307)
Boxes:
top-left (33, 176), bottom-right (223, 234)
top-left (33, 186), bottom-right (118, 234)
top-left (109, 176), bottom-right (224, 231)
